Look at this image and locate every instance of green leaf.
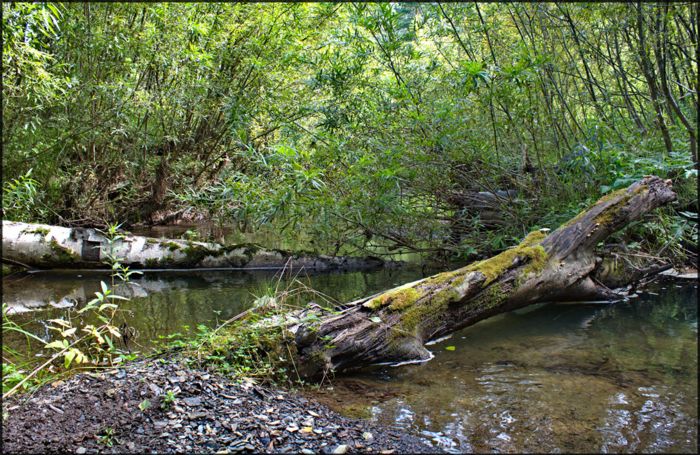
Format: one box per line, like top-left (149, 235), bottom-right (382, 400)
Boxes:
top-left (445, 346), bottom-right (456, 351)
top-left (107, 294), bottom-right (128, 300)
top-left (64, 350), bottom-right (76, 368)
top-left (47, 318), bottom-right (71, 328)
top-left (369, 316), bottom-right (382, 323)
top-left (139, 399), bottom-right (151, 411)
top-left (99, 303), bottom-right (118, 311)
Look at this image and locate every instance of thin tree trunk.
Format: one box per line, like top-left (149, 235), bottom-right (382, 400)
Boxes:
top-left (655, 3), bottom-right (698, 163)
top-left (635, 2), bottom-right (674, 155)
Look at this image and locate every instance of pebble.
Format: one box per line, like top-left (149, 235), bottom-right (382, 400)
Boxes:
top-left (76, 448), bottom-right (86, 454)
top-left (183, 396), bottom-right (202, 407)
top-left (334, 444), bottom-right (349, 454)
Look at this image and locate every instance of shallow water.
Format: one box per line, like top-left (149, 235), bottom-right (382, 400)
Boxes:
top-left (2, 269), bottom-right (697, 452)
top-left (315, 283), bottom-right (698, 453)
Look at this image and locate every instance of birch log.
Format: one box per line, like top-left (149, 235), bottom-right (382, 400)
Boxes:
top-left (1, 221), bottom-right (387, 271)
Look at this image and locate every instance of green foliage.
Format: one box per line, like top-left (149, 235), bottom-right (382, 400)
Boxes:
top-left (97, 427), bottom-right (119, 447)
top-left (2, 222), bottom-right (138, 398)
top-left (160, 390), bottom-right (177, 410)
top-left (2, 3), bottom-right (696, 262)
top-left (138, 399), bottom-right (151, 412)
top-left (2, 169), bottom-right (46, 222)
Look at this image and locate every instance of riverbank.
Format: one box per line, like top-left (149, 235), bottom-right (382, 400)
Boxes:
top-left (1, 354), bottom-right (437, 454)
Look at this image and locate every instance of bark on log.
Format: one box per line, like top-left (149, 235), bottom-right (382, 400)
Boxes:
top-left (1, 221), bottom-right (388, 271)
top-left (287, 176), bottom-right (676, 378)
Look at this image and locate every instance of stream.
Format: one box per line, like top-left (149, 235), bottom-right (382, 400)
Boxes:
top-left (2, 266), bottom-right (697, 453)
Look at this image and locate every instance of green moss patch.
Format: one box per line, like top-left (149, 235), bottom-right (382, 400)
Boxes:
top-left (22, 227), bottom-right (50, 237)
top-left (46, 239), bottom-right (81, 263)
top-left (364, 287), bottom-right (422, 311)
top-left (392, 287), bottom-right (458, 337)
top-left (162, 241), bottom-right (182, 252)
top-left (461, 230), bottom-right (548, 286)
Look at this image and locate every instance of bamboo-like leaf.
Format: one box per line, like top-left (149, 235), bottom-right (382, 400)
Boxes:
top-left (45, 340), bottom-right (66, 350)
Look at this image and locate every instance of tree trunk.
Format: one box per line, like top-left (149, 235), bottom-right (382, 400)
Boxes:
top-left (1, 221), bottom-right (388, 271)
top-left (288, 176), bottom-right (676, 378)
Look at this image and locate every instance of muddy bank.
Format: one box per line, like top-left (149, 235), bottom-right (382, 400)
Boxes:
top-left (1, 355), bottom-right (437, 454)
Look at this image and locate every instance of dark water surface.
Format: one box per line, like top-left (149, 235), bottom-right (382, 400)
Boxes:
top-left (3, 268), bottom-right (697, 453)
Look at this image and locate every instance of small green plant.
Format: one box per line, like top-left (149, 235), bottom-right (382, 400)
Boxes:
top-left (97, 427), bottom-right (118, 447)
top-left (183, 229), bottom-right (199, 241)
top-left (161, 390), bottom-right (177, 409)
top-left (2, 222), bottom-right (139, 399)
top-left (2, 169), bottom-right (46, 222)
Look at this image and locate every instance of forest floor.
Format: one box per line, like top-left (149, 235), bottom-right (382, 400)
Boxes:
top-left (1, 354), bottom-right (437, 454)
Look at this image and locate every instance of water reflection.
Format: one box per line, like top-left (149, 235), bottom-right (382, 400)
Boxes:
top-left (315, 284), bottom-right (698, 453)
top-left (2, 267), bottom-right (425, 350)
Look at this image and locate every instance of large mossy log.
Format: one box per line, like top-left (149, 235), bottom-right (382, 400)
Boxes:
top-left (286, 176), bottom-right (676, 378)
top-left (1, 221), bottom-right (387, 271)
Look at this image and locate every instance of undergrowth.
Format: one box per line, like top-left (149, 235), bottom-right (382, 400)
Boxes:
top-left (2, 223), bottom-right (140, 398)
top-left (155, 268), bottom-right (340, 387)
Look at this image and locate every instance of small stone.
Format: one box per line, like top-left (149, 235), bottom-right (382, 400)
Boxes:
top-left (149, 383), bottom-right (162, 396)
top-left (301, 450), bottom-right (315, 454)
top-left (333, 444), bottom-right (349, 454)
top-left (76, 448), bottom-right (86, 454)
top-left (363, 432), bottom-right (374, 442)
top-left (183, 396), bottom-right (202, 407)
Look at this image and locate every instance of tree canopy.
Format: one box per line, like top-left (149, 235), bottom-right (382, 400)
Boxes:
top-left (2, 2), bottom-right (697, 261)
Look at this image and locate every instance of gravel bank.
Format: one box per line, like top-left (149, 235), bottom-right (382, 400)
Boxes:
top-left (2, 356), bottom-right (437, 454)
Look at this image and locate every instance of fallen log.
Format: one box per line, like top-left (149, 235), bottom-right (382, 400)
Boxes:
top-left (1, 221), bottom-right (389, 271)
top-left (277, 176), bottom-right (676, 378)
